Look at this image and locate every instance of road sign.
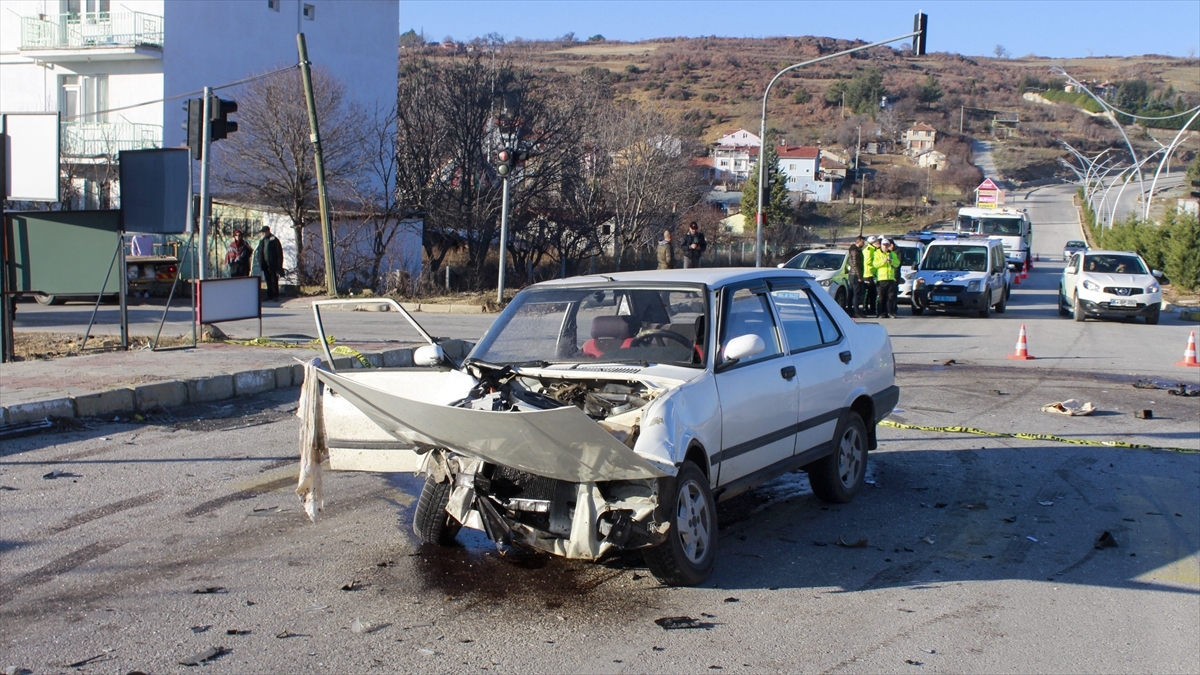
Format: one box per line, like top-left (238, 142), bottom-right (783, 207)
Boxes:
top-left (975, 178), bottom-right (1004, 209)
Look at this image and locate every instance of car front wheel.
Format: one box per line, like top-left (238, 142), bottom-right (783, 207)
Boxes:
top-left (644, 461), bottom-right (716, 586)
top-left (1073, 296), bottom-right (1086, 322)
top-left (1145, 306), bottom-right (1160, 325)
top-left (1058, 287), bottom-right (1070, 316)
top-left (413, 473), bottom-right (462, 546)
top-left (808, 412), bottom-right (868, 504)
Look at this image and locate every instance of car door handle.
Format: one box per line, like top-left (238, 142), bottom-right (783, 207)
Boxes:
top-left (781, 365), bottom-right (796, 380)
top-left (839, 350), bottom-right (852, 364)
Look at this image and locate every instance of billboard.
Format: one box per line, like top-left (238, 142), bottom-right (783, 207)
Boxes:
top-left (119, 148), bottom-right (191, 234)
top-left (1, 112), bottom-right (60, 202)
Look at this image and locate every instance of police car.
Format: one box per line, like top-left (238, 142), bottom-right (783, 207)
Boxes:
top-left (911, 235), bottom-right (1012, 317)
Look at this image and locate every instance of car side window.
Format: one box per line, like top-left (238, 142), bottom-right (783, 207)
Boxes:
top-left (812, 296), bottom-right (843, 345)
top-left (768, 287), bottom-right (823, 353)
top-left (721, 288), bottom-right (782, 364)
top-left (1067, 254), bottom-right (1080, 273)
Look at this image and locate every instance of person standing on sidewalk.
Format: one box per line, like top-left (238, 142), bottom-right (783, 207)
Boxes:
top-left (657, 229), bottom-right (676, 269)
top-left (845, 235), bottom-right (865, 317)
top-left (873, 239), bottom-right (898, 319)
top-left (255, 226), bottom-right (284, 301)
top-left (860, 236), bottom-right (879, 316)
top-left (225, 230), bottom-right (252, 277)
top-left (682, 222), bottom-right (707, 269)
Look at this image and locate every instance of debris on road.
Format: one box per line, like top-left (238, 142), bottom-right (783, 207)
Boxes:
top-left (350, 618), bottom-right (370, 634)
top-left (1026, 536), bottom-right (1039, 542)
top-left (41, 470), bottom-right (80, 480)
top-left (191, 587), bottom-right (226, 595)
top-left (655, 616), bottom-right (713, 630)
top-left (341, 580), bottom-right (362, 591)
top-left (837, 536), bottom-right (869, 548)
top-left (1134, 379), bottom-right (1199, 396)
top-left (1040, 399), bottom-right (1095, 416)
top-left (225, 629), bottom-right (250, 636)
top-left (1038, 501), bottom-right (1054, 507)
top-left (920, 536), bottom-right (935, 545)
top-left (1094, 531), bottom-right (1119, 549)
top-left (906, 659), bottom-right (924, 666)
top-left (1134, 409), bottom-right (1153, 419)
top-left (190, 625), bottom-right (211, 633)
top-left (178, 646), bottom-right (227, 666)
top-left (723, 597), bottom-right (740, 603)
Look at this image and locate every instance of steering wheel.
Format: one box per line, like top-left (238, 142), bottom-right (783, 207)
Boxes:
top-left (630, 329), bottom-right (693, 349)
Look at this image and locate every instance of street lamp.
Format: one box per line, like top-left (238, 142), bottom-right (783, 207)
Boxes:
top-left (755, 14), bottom-right (928, 266)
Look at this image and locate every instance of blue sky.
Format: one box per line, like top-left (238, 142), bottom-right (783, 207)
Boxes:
top-left (399, 0), bottom-right (1200, 59)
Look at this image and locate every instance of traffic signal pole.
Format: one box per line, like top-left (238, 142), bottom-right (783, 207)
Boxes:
top-left (497, 175), bottom-right (510, 305)
top-left (198, 87), bottom-right (213, 280)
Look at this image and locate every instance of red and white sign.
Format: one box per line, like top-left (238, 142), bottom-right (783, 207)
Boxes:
top-left (975, 178), bottom-right (1004, 209)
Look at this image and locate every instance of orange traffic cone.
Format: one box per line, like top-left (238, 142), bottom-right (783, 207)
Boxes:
top-left (1013, 272), bottom-right (1022, 285)
top-left (1008, 324), bottom-right (1035, 360)
top-left (1177, 331), bottom-right (1200, 367)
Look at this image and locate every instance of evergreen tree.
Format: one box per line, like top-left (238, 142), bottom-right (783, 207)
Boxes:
top-left (740, 136), bottom-right (793, 230)
top-left (1166, 211), bottom-right (1200, 291)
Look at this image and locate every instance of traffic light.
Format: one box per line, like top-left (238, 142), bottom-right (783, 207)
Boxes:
top-left (209, 96), bottom-right (238, 141)
top-left (496, 147), bottom-right (514, 177)
top-left (184, 98), bottom-right (203, 160)
top-left (913, 12), bottom-right (928, 56)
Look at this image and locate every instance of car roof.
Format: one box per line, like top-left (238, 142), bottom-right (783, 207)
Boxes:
top-left (529, 267), bottom-right (816, 289)
top-left (1081, 249), bottom-right (1141, 257)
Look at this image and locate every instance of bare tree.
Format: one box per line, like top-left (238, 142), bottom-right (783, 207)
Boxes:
top-left (215, 67), bottom-right (365, 284)
top-left (994, 44), bottom-right (1010, 59)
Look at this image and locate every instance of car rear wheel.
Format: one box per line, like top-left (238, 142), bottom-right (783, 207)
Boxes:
top-left (1145, 306), bottom-right (1160, 325)
top-left (643, 461), bottom-right (716, 587)
top-left (34, 293), bottom-right (63, 306)
top-left (1073, 296), bottom-right (1086, 322)
top-left (413, 474), bottom-right (462, 546)
top-left (808, 412), bottom-right (868, 504)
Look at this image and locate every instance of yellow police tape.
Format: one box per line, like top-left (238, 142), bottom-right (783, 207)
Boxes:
top-left (879, 419), bottom-right (1198, 454)
top-left (218, 335), bottom-right (373, 368)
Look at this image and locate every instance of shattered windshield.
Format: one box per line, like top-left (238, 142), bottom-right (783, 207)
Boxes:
top-left (470, 285), bottom-right (708, 368)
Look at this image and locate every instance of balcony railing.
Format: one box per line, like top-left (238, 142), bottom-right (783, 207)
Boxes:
top-left (61, 122), bottom-right (162, 158)
top-left (21, 12), bottom-right (163, 51)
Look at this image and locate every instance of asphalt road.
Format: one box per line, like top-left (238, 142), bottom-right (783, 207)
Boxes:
top-left (1, 369), bottom-right (1196, 674)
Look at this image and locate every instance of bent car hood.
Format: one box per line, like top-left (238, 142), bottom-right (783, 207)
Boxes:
top-left (315, 368), bottom-right (670, 483)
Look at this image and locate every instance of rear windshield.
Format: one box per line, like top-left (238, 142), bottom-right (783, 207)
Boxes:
top-left (1065, 241), bottom-right (1086, 248)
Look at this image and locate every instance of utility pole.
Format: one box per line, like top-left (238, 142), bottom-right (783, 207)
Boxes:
top-left (960, 105), bottom-right (964, 133)
top-left (858, 174), bottom-right (866, 235)
top-left (497, 175), bottom-right (510, 305)
top-left (198, 87), bottom-right (213, 280)
top-left (297, 33), bottom-right (338, 297)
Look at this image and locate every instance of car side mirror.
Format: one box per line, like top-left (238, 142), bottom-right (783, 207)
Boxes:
top-left (1152, 270), bottom-right (1162, 279)
top-left (414, 344), bottom-right (446, 367)
top-left (1008, 263), bottom-right (1018, 272)
top-left (721, 334), bottom-right (765, 365)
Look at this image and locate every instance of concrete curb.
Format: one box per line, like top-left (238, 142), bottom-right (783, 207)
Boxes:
top-left (282, 298), bottom-right (489, 314)
top-left (0, 345), bottom-right (419, 425)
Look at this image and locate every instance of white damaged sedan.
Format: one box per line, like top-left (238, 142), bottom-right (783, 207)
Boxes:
top-left (304, 268), bottom-right (898, 586)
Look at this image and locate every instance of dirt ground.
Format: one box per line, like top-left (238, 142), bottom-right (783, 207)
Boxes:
top-left (11, 332), bottom-right (197, 362)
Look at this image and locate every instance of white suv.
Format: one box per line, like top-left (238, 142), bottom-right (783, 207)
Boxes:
top-left (1059, 250), bottom-right (1162, 324)
top-left (911, 237), bottom-right (1010, 317)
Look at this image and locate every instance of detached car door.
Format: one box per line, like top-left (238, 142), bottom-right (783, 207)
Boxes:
top-left (713, 284), bottom-right (798, 486)
top-left (767, 282), bottom-right (851, 465)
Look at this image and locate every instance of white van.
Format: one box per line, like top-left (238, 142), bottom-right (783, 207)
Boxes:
top-left (911, 237), bottom-right (1011, 317)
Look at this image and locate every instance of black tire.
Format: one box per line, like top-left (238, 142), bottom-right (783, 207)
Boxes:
top-left (1057, 288), bottom-right (1070, 317)
top-left (834, 288), bottom-right (847, 310)
top-left (643, 461), bottom-right (717, 587)
top-left (413, 474), bottom-right (461, 546)
top-left (995, 291), bottom-right (1007, 314)
top-left (809, 412), bottom-right (868, 504)
top-left (978, 297), bottom-right (990, 319)
top-left (34, 294), bottom-right (63, 306)
top-left (911, 296), bottom-right (924, 316)
top-left (1145, 307), bottom-right (1160, 325)
top-left (1073, 296), bottom-right (1086, 322)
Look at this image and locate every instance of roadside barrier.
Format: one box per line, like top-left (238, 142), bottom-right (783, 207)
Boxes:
top-left (1007, 324), bottom-right (1035, 360)
top-left (1177, 331), bottom-right (1199, 368)
top-left (880, 419), bottom-right (1198, 454)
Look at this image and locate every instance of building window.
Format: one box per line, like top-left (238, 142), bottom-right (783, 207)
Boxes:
top-left (303, 3), bottom-right (315, 20)
top-left (267, 0), bottom-right (280, 10)
top-left (63, 0), bottom-right (109, 18)
top-left (61, 74), bottom-right (108, 123)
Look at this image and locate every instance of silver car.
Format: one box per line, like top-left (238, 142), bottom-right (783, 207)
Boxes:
top-left (305, 269), bottom-right (898, 586)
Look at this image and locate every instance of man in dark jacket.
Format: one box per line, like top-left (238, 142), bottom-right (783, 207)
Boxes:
top-left (845, 235), bottom-right (865, 317)
top-left (255, 226), bottom-right (284, 300)
top-left (681, 221), bottom-right (707, 269)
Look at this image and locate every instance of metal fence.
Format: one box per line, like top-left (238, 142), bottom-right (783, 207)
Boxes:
top-left (21, 12), bottom-right (164, 50)
top-left (62, 122), bottom-right (162, 158)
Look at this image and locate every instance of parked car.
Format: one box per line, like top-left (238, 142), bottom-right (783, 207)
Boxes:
top-left (307, 269), bottom-right (898, 586)
top-left (778, 248), bottom-right (850, 308)
top-left (1059, 250), bottom-right (1162, 324)
top-left (1063, 240), bottom-right (1088, 261)
top-left (911, 237), bottom-right (1012, 317)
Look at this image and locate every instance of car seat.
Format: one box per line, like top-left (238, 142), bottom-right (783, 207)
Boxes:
top-left (582, 315), bottom-right (636, 357)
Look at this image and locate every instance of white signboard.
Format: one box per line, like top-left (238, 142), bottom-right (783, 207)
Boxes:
top-left (2, 112), bottom-right (60, 202)
top-left (197, 276), bottom-right (261, 324)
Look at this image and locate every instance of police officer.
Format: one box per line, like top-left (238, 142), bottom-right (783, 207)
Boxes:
top-left (873, 238), bottom-right (899, 319)
top-left (860, 236), bottom-right (880, 316)
top-left (846, 235), bottom-right (865, 318)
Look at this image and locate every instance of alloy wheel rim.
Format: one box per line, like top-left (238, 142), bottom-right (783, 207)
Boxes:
top-left (837, 427), bottom-right (863, 488)
top-left (675, 480), bottom-right (710, 564)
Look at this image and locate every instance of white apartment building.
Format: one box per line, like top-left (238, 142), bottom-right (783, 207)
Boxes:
top-left (1, 0), bottom-right (398, 207)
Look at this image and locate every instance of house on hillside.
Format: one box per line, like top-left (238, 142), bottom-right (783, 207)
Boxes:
top-left (904, 123), bottom-right (937, 156)
top-left (717, 128), bottom-right (762, 147)
top-left (915, 150), bottom-right (947, 170)
top-left (777, 145), bottom-right (840, 202)
top-left (711, 144), bottom-right (758, 182)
